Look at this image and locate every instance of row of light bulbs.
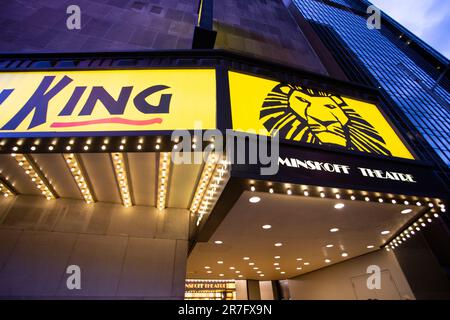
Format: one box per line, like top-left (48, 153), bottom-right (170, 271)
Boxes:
top-left (11, 153), bottom-right (57, 200)
top-left (111, 153), bottom-right (132, 207)
top-left (190, 154), bottom-right (219, 213)
top-left (157, 152), bottom-right (171, 211)
top-left (385, 209), bottom-right (444, 251)
top-left (5, 136), bottom-right (201, 153)
top-left (196, 157), bottom-right (230, 226)
top-left (199, 158), bottom-right (229, 213)
top-left (63, 154), bottom-right (94, 204)
top-left (248, 184), bottom-right (445, 209)
top-left (0, 180), bottom-right (14, 198)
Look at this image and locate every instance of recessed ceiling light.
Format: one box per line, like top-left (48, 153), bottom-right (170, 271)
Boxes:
top-left (229, 267), bottom-right (235, 270)
top-left (296, 258), bottom-right (303, 261)
top-left (330, 228), bottom-right (339, 233)
top-left (275, 267), bottom-right (281, 270)
top-left (259, 274), bottom-right (264, 277)
top-left (401, 209), bottom-right (412, 214)
top-left (274, 242), bottom-right (283, 247)
top-left (381, 230), bottom-right (390, 235)
top-left (341, 252), bottom-right (349, 257)
top-left (273, 262), bottom-right (279, 266)
top-left (367, 245), bottom-right (375, 249)
top-left (325, 259), bottom-right (331, 263)
top-left (280, 271), bottom-right (286, 274)
top-left (296, 267), bottom-right (302, 270)
top-left (274, 256), bottom-right (281, 259)
top-left (249, 196), bottom-right (260, 203)
top-left (334, 203), bottom-right (345, 209)
top-left (217, 261), bottom-right (223, 264)
top-left (219, 274), bottom-right (224, 277)
top-left (262, 224), bottom-right (272, 229)
top-left (243, 257), bottom-right (250, 260)
top-left (304, 262), bottom-right (310, 265)
top-left (326, 244), bottom-right (334, 248)
top-left (206, 270), bottom-right (212, 273)
top-left (214, 240), bottom-right (223, 245)
top-left (253, 267), bottom-right (259, 270)
top-left (238, 275), bottom-right (243, 278)
top-left (249, 262), bottom-right (255, 266)
top-left (204, 266), bottom-right (210, 269)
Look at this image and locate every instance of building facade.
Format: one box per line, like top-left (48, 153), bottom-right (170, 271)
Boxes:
top-left (0, 0), bottom-right (449, 300)
top-left (289, 0), bottom-right (450, 171)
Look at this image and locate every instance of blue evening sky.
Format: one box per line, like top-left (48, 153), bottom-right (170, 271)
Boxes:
top-left (371, 0), bottom-right (450, 59)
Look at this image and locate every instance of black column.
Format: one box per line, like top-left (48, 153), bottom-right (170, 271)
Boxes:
top-left (192, 0), bottom-right (217, 49)
top-left (393, 218), bottom-right (450, 299)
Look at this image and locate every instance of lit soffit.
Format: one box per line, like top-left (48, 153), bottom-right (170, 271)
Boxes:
top-left (187, 191), bottom-right (444, 280)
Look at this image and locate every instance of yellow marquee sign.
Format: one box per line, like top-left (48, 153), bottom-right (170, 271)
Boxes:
top-left (229, 71), bottom-right (414, 160)
top-left (0, 69), bottom-right (216, 135)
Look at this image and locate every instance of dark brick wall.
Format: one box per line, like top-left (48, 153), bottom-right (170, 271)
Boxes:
top-left (0, 0), bottom-right (197, 52)
top-left (0, 0), bottom-right (326, 74)
top-left (214, 0), bottom-right (327, 74)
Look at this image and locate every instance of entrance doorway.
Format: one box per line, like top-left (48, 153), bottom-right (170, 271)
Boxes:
top-left (185, 280), bottom-right (236, 300)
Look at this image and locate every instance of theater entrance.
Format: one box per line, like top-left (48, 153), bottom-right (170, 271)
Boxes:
top-left (185, 279), bottom-right (236, 300)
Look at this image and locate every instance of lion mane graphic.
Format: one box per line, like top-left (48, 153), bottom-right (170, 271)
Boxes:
top-left (260, 83), bottom-right (392, 156)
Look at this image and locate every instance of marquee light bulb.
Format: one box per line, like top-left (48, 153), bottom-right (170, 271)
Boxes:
top-left (334, 203), bottom-right (345, 209)
top-left (13, 154), bottom-right (56, 200)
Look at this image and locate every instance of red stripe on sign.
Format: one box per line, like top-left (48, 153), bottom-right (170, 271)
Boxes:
top-left (50, 117), bottom-right (163, 128)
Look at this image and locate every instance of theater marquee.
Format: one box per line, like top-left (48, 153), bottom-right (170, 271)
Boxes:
top-left (228, 71), bottom-right (414, 160)
top-left (0, 69), bottom-right (216, 136)
top-left (235, 142), bottom-right (445, 197)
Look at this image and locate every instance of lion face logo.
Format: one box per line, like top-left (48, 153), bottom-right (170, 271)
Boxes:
top-left (260, 83), bottom-right (392, 156)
